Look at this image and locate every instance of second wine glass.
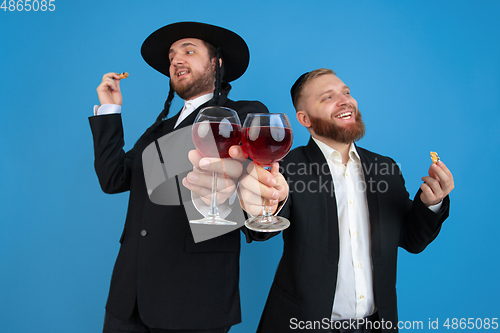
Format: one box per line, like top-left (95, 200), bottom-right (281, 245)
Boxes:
top-left (191, 106), bottom-right (241, 225)
top-left (241, 113), bottom-right (293, 232)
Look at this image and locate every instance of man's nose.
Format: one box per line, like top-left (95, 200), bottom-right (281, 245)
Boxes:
top-left (171, 53), bottom-right (184, 66)
top-left (336, 94), bottom-right (349, 106)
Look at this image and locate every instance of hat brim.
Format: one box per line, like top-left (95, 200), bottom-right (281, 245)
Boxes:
top-left (141, 22), bottom-right (249, 82)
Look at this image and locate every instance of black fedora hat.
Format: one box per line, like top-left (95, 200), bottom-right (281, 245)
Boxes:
top-left (141, 21), bottom-right (249, 82)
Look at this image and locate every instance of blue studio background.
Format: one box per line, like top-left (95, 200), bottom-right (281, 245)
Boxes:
top-left (1, 1), bottom-right (499, 332)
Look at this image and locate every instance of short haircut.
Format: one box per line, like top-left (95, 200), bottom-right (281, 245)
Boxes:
top-left (292, 68), bottom-right (336, 111)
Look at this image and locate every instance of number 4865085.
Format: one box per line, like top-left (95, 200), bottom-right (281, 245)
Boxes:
top-left (1, 0), bottom-right (56, 11)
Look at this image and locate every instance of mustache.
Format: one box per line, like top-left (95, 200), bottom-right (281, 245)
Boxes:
top-left (332, 104), bottom-right (358, 118)
top-left (173, 65), bottom-right (191, 73)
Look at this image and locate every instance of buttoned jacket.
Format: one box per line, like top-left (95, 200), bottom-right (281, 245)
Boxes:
top-left (89, 96), bottom-right (268, 330)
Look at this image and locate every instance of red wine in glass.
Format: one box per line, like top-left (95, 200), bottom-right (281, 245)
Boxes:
top-left (193, 122), bottom-right (241, 158)
top-left (241, 126), bottom-right (292, 166)
top-left (190, 106), bottom-right (242, 225)
top-left (241, 113), bottom-right (293, 232)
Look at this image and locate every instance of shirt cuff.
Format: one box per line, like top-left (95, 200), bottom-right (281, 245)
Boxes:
top-left (93, 104), bottom-right (121, 116)
top-left (427, 200), bottom-right (443, 213)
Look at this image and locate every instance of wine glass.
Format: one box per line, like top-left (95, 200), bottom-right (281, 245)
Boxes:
top-left (190, 106), bottom-right (241, 225)
top-left (241, 113), bottom-right (293, 232)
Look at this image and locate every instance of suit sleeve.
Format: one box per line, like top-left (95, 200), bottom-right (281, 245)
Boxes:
top-left (396, 161), bottom-right (450, 253)
top-left (89, 114), bottom-right (135, 194)
top-left (242, 226), bottom-right (282, 243)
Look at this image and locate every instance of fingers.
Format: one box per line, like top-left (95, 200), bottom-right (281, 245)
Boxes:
top-left (239, 162), bottom-right (279, 202)
top-left (238, 193), bottom-right (274, 216)
top-left (185, 148), bottom-right (289, 215)
top-left (420, 182), bottom-right (444, 207)
top-left (189, 147), bottom-right (244, 178)
top-left (237, 171), bottom-right (280, 216)
top-left (421, 175), bottom-right (443, 198)
top-left (228, 145), bottom-right (248, 160)
top-left (181, 177), bottom-right (213, 205)
top-left (196, 157), bottom-right (244, 179)
top-left (96, 72), bottom-right (124, 105)
top-left (181, 176), bottom-right (234, 205)
top-left (246, 162), bottom-right (277, 188)
top-left (427, 161), bottom-right (454, 194)
top-left (188, 149), bottom-right (204, 171)
top-left (102, 72), bottom-right (124, 82)
top-left (185, 149), bottom-right (241, 205)
top-left (100, 72), bottom-right (123, 90)
top-left (184, 171), bottom-right (237, 194)
top-left (421, 161), bottom-right (455, 206)
top-left (269, 162), bottom-right (289, 202)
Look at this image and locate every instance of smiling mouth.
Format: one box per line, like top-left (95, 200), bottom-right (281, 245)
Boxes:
top-left (336, 111), bottom-right (353, 120)
top-left (177, 69), bottom-right (190, 77)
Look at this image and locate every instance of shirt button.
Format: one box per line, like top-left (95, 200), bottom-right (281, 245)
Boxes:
top-left (140, 230), bottom-right (148, 237)
top-left (349, 200), bottom-right (353, 204)
top-left (353, 231), bottom-right (358, 236)
top-left (345, 172), bottom-right (349, 177)
top-left (357, 263), bottom-right (362, 268)
top-left (360, 295), bottom-right (365, 299)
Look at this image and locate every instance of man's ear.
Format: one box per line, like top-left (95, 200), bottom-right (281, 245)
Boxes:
top-left (296, 110), bottom-right (311, 128)
top-left (211, 57), bottom-right (223, 71)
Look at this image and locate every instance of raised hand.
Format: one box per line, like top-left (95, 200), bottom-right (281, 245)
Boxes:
top-left (96, 72), bottom-right (125, 106)
top-left (420, 161), bottom-right (454, 207)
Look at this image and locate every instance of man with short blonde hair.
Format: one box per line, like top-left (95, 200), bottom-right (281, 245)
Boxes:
top-left (243, 69), bottom-right (454, 332)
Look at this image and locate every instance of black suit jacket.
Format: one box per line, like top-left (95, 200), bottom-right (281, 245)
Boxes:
top-left (89, 96), bottom-right (268, 330)
top-left (247, 138), bottom-right (449, 333)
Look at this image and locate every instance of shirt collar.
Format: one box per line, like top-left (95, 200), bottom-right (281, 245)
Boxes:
top-left (312, 137), bottom-right (360, 164)
top-left (184, 93), bottom-right (213, 111)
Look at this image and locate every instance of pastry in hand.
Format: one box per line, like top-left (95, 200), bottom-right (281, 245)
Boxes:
top-left (430, 151), bottom-right (440, 164)
top-left (119, 72), bottom-right (129, 79)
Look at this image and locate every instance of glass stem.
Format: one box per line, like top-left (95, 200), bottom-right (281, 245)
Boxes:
top-left (262, 166), bottom-right (273, 218)
top-left (208, 172), bottom-right (219, 217)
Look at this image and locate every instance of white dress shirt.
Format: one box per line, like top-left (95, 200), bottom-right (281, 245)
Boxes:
top-left (174, 93), bottom-right (213, 127)
top-left (312, 137), bottom-right (376, 320)
top-left (312, 137), bottom-right (442, 320)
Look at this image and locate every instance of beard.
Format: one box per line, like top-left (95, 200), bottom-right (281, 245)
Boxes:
top-left (308, 108), bottom-right (365, 144)
top-left (171, 63), bottom-right (215, 100)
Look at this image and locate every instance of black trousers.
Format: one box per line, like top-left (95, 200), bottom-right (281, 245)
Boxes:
top-left (103, 303), bottom-right (231, 333)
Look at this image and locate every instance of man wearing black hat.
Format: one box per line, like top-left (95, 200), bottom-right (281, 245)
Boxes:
top-left (89, 22), bottom-right (268, 332)
top-left (188, 68), bottom-right (454, 332)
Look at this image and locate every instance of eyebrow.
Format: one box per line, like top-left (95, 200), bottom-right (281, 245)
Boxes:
top-left (317, 85), bottom-right (350, 98)
top-left (169, 42), bottom-right (197, 54)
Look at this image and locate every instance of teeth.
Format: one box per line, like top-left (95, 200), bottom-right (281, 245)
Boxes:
top-left (336, 112), bottom-right (352, 119)
top-left (178, 70), bottom-right (187, 77)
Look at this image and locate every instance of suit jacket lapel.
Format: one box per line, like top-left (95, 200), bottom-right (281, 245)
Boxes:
top-left (161, 112), bottom-right (180, 136)
top-left (174, 95), bottom-right (230, 130)
top-left (356, 145), bottom-right (382, 259)
top-left (304, 138), bottom-right (340, 265)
